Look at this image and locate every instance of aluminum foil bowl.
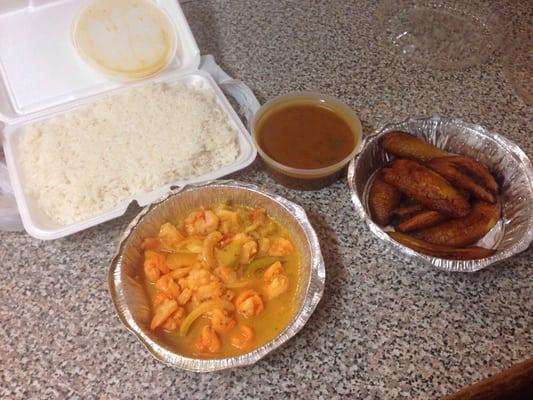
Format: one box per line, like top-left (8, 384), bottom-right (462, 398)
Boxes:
top-left (348, 115), bottom-right (533, 272)
top-left (108, 180), bottom-right (325, 371)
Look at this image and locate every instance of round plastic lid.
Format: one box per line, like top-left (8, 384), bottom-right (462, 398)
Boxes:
top-left (376, 1), bottom-right (504, 70)
top-left (502, 30), bottom-right (532, 105)
top-left (72, 0), bottom-right (177, 81)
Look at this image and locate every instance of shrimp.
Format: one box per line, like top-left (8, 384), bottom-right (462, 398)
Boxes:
top-left (230, 325), bottom-right (255, 350)
top-left (263, 261), bottom-right (284, 281)
top-left (196, 281), bottom-right (225, 301)
top-left (170, 267), bottom-right (192, 279)
top-left (145, 204), bottom-right (300, 354)
top-left (150, 299), bottom-right (178, 330)
top-left (268, 237), bottom-right (295, 256)
top-left (144, 260), bottom-right (161, 283)
top-left (153, 291), bottom-right (167, 306)
top-left (185, 209), bottom-right (220, 236)
top-left (235, 289), bottom-right (264, 318)
top-left (154, 274), bottom-right (180, 301)
top-left (210, 308), bottom-right (236, 334)
top-left (263, 261), bottom-right (289, 300)
top-left (144, 251), bottom-right (169, 282)
top-left (186, 268), bottom-right (212, 290)
top-left (214, 265), bottom-right (237, 284)
top-left (264, 275), bottom-right (289, 300)
top-left (201, 231), bottom-right (223, 269)
top-left (240, 240), bottom-right (258, 265)
top-left (158, 222), bottom-right (184, 247)
top-left (177, 288), bottom-right (193, 306)
top-left (161, 307), bottom-right (186, 331)
top-left (194, 325), bottom-right (221, 353)
top-left (184, 211), bottom-right (202, 235)
top-left (177, 277), bottom-right (188, 291)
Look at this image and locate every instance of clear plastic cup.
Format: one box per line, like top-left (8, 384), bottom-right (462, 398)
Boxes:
top-left (251, 92), bottom-right (363, 190)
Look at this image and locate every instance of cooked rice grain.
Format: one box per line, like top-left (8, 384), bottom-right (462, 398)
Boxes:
top-left (20, 82), bottom-right (239, 225)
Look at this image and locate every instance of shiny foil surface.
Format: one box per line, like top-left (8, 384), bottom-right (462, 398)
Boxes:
top-left (108, 180), bottom-right (325, 371)
top-left (348, 115), bottom-right (533, 272)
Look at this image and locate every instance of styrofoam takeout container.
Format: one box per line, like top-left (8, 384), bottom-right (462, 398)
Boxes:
top-left (0, 0), bottom-right (257, 239)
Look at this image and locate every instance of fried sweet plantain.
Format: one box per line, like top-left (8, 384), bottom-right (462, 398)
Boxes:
top-left (388, 232), bottom-right (495, 260)
top-left (368, 177), bottom-right (402, 226)
top-left (391, 203), bottom-right (425, 219)
top-left (413, 199), bottom-right (501, 247)
top-left (381, 159), bottom-right (471, 217)
top-left (396, 210), bottom-right (447, 232)
top-left (382, 131), bottom-right (448, 162)
top-left (428, 157), bottom-right (496, 203)
top-left (445, 155), bottom-right (498, 193)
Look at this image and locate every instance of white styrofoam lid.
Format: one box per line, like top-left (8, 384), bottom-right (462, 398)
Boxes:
top-left (0, 0), bottom-right (200, 124)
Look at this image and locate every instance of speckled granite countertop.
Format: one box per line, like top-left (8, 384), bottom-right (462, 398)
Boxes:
top-left (1, 1), bottom-right (531, 398)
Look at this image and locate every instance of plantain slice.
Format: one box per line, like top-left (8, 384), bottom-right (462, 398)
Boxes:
top-left (396, 210), bottom-right (447, 232)
top-left (382, 131), bottom-right (448, 162)
top-left (428, 157), bottom-right (496, 203)
top-left (445, 155), bottom-right (498, 193)
top-left (413, 199), bottom-right (501, 247)
top-left (391, 203), bottom-right (425, 219)
top-left (381, 159), bottom-right (471, 217)
top-left (388, 232), bottom-right (496, 260)
top-left (368, 177), bottom-right (402, 226)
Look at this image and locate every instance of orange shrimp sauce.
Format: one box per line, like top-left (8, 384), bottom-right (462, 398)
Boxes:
top-left (141, 203), bottom-right (300, 358)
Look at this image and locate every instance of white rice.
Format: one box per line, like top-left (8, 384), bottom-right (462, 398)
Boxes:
top-left (19, 82), bottom-right (239, 225)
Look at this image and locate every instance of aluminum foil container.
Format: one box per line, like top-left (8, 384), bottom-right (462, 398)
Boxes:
top-left (108, 180), bottom-right (325, 371)
top-left (348, 115), bottom-right (533, 272)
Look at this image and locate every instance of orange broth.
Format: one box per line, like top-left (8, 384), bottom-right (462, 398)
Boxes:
top-left (141, 203), bottom-right (300, 358)
top-left (256, 104), bottom-right (356, 169)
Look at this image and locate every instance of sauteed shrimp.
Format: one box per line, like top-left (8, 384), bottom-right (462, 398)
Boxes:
top-left (141, 203), bottom-right (300, 358)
